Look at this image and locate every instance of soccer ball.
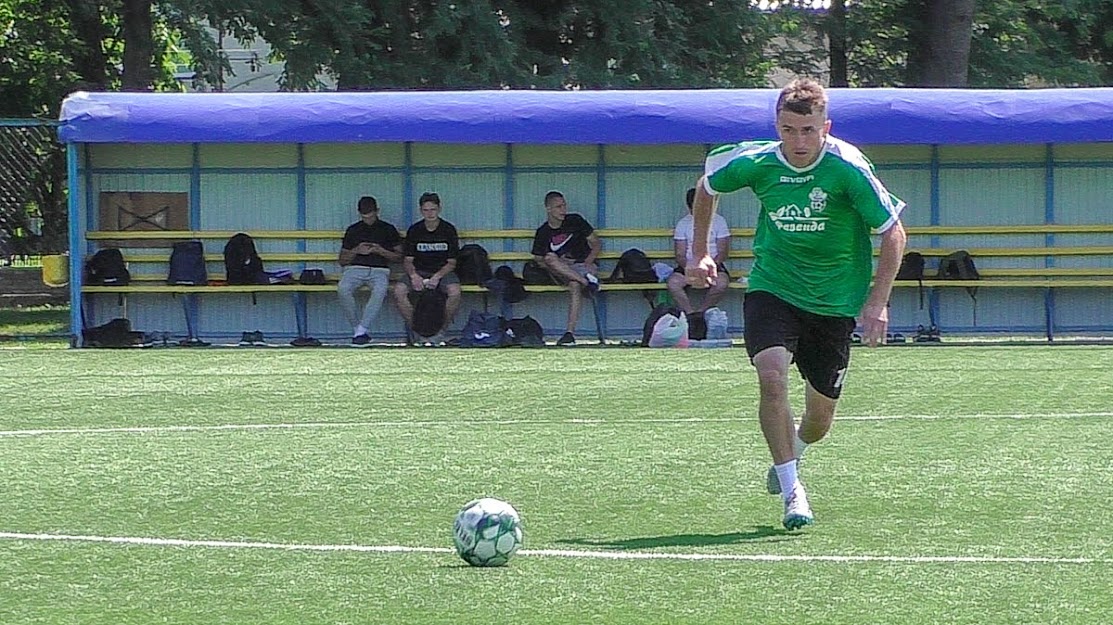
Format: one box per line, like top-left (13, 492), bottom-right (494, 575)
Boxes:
top-left (452, 497), bottom-right (523, 567)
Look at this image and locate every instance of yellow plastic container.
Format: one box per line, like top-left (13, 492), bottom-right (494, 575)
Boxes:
top-left (42, 254), bottom-right (69, 287)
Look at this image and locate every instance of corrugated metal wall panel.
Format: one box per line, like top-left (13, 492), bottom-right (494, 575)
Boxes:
top-left (76, 142), bottom-right (1113, 340)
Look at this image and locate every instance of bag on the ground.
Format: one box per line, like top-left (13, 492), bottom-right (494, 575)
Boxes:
top-left (687, 310), bottom-right (708, 341)
top-left (487, 265), bottom-right (528, 304)
top-left (642, 304), bottom-right (684, 346)
top-left (522, 259), bottom-right (559, 285)
top-left (299, 268), bottom-right (327, 285)
top-left (502, 315), bottom-right (544, 347)
top-left (704, 307), bottom-right (729, 340)
top-left (458, 310), bottom-right (505, 347)
top-left (168, 240), bottom-right (208, 285)
top-left (606, 248), bottom-right (657, 284)
top-left (938, 250), bottom-right (981, 324)
top-left (84, 248), bottom-right (130, 286)
top-left (224, 232), bottom-right (266, 285)
top-left (648, 311), bottom-right (690, 348)
top-left (410, 288), bottom-right (447, 338)
top-left (82, 317), bottom-right (143, 347)
top-left (456, 243), bottom-right (493, 285)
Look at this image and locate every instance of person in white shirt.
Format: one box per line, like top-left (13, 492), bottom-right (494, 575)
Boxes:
top-left (666, 187), bottom-right (732, 313)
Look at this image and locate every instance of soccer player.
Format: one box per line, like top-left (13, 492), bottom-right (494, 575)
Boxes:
top-left (686, 78), bottom-right (907, 530)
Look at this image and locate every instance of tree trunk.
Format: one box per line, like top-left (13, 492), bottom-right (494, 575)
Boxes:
top-left (912, 0), bottom-right (975, 86)
top-left (827, 0), bottom-right (848, 87)
top-left (121, 0), bottom-right (155, 91)
top-left (62, 0), bottom-right (111, 90)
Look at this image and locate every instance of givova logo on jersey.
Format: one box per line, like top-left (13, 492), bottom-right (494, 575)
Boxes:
top-left (770, 187), bottom-right (829, 232)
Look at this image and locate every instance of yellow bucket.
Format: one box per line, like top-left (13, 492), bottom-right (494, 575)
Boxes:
top-left (42, 254), bottom-right (69, 287)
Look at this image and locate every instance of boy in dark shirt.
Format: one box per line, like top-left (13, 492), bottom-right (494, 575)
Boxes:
top-left (391, 192), bottom-right (462, 341)
top-left (337, 196), bottom-right (402, 345)
top-left (531, 190), bottom-right (602, 345)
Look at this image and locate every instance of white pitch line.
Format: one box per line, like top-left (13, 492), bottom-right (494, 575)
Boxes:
top-left (0, 532), bottom-right (1106, 565)
top-left (0, 412), bottom-right (1111, 438)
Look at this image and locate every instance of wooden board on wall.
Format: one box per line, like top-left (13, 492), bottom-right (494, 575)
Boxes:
top-left (97, 192), bottom-right (189, 247)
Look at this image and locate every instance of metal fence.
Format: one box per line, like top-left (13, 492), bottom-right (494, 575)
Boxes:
top-left (0, 119), bottom-right (66, 266)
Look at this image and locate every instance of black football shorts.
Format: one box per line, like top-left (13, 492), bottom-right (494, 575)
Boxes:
top-left (743, 290), bottom-right (856, 399)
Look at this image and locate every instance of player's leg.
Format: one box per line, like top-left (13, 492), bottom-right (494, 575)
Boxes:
top-left (778, 312), bottom-right (855, 528)
top-left (337, 266), bottom-right (368, 334)
top-left (440, 273), bottom-right (462, 333)
top-left (391, 281), bottom-right (415, 328)
top-left (744, 291), bottom-right (810, 529)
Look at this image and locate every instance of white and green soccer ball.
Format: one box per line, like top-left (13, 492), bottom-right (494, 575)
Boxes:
top-left (452, 497), bottom-right (523, 567)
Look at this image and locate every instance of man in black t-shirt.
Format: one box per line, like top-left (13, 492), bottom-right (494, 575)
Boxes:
top-left (391, 192), bottom-right (462, 341)
top-left (338, 196), bottom-right (403, 345)
top-left (531, 190), bottom-right (602, 346)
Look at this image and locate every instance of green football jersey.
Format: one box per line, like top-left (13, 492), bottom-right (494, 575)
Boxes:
top-left (705, 137), bottom-right (905, 317)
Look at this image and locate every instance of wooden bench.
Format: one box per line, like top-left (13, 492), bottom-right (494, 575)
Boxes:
top-left (82, 225), bottom-right (1113, 341)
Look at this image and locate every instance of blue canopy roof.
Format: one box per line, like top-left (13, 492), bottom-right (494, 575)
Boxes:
top-left (58, 88), bottom-right (1113, 145)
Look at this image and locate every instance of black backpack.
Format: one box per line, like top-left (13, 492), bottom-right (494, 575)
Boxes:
top-left (84, 248), bottom-right (130, 286)
top-left (456, 243), bottom-right (493, 285)
top-left (224, 233), bottom-right (265, 285)
top-left (607, 248), bottom-right (656, 284)
top-left (490, 265), bottom-right (528, 304)
top-left (503, 315), bottom-right (544, 347)
top-left (522, 259), bottom-right (558, 285)
top-left (82, 317), bottom-right (143, 347)
top-left (896, 251), bottom-right (927, 309)
top-left (937, 250), bottom-right (981, 324)
top-left (168, 240), bottom-right (208, 286)
top-left (410, 288), bottom-right (447, 338)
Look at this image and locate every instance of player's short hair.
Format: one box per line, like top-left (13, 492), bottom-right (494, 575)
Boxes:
top-left (776, 78), bottom-right (828, 118)
top-left (418, 192), bottom-right (441, 207)
top-left (685, 187), bottom-right (696, 209)
top-left (357, 196), bottom-right (378, 213)
top-left (544, 190), bottom-right (564, 206)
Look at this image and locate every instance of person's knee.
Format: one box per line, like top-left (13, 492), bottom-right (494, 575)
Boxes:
top-left (710, 275), bottom-right (729, 294)
top-left (752, 351), bottom-right (791, 396)
top-left (391, 282), bottom-right (409, 300)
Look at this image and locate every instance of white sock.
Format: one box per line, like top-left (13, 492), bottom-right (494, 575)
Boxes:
top-left (354, 325), bottom-right (367, 337)
top-left (794, 431), bottom-right (809, 460)
top-left (774, 460), bottom-right (799, 502)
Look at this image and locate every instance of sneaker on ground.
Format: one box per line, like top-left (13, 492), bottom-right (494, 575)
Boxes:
top-left (556, 331), bottom-right (576, 346)
top-left (291, 337), bottom-right (322, 347)
top-left (238, 331), bottom-right (254, 347)
top-left (783, 487), bottom-right (814, 531)
top-left (250, 331), bottom-right (267, 346)
top-left (351, 333), bottom-right (371, 346)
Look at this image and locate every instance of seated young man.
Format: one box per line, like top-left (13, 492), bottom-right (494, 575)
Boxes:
top-left (530, 190), bottom-right (601, 346)
top-left (337, 195), bottom-right (403, 345)
top-left (391, 192), bottom-right (462, 342)
top-left (667, 187), bottom-right (732, 313)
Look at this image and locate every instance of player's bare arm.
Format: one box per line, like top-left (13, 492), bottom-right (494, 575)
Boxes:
top-left (859, 220), bottom-right (907, 347)
top-left (687, 177), bottom-right (719, 288)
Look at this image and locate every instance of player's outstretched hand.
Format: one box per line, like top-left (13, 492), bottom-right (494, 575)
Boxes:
top-left (686, 255), bottom-right (718, 288)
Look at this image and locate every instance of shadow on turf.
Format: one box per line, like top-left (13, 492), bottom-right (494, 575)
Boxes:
top-left (556, 526), bottom-right (796, 549)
